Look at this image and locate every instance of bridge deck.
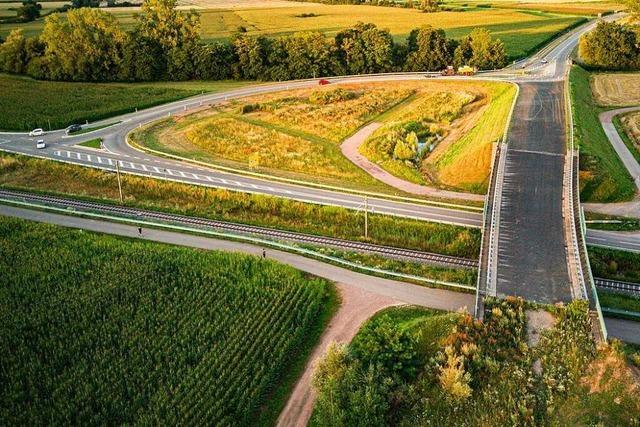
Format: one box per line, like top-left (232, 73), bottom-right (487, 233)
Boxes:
top-left (495, 81), bottom-right (573, 303)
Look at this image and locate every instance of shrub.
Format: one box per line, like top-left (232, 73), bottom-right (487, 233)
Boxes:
top-left (309, 87), bottom-right (359, 105)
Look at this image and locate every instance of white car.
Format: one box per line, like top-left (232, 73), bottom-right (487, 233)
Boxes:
top-left (540, 59), bottom-right (548, 64)
top-left (29, 128), bottom-right (44, 137)
top-left (36, 139), bottom-right (46, 149)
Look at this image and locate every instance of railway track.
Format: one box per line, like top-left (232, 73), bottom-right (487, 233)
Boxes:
top-left (0, 189), bottom-right (478, 268)
top-left (594, 278), bottom-right (640, 295)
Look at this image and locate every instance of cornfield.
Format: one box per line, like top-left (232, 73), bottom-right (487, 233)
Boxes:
top-left (0, 217), bottom-right (333, 425)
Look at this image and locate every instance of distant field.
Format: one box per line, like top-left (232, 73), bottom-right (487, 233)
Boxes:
top-left (590, 73), bottom-right (640, 106)
top-left (571, 66), bottom-right (635, 202)
top-left (0, 216), bottom-right (336, 425)
top-left (0, 73), bottom-right (249, 131)
top-left (448, 0), bottom-right (622, 15)
top-left (0, 4), bottom-right (585, 60)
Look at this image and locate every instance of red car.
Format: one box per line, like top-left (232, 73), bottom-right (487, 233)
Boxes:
top-left (318, 79), bottom-right (331, 85)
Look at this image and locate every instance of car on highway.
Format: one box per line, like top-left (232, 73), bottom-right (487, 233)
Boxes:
top-left (541, 58), bottom-right (548, 64)
top-left (29, 128), bottom-right (44, 137)
top-left (318, 79), bottom-right (330, 85)
top-left (36, 139), bottom-right (46, 149)
top-left (65, 124), bottom-right (82, 134)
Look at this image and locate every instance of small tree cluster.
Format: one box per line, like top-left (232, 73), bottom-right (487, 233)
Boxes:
top-left (579, 21), bottom-right (640, 70)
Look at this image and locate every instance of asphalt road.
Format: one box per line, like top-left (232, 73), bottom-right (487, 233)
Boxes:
top-left (605, 317), bottom-right (640, 345)
top-left (495, 81), bottom-right (573, 303)
top-left (0, 204), bottom-right (475, 312)
top-left (599, 106), bottom-right (640, 192)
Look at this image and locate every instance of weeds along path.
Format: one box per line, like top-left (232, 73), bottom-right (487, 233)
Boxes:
top-left (340, 123), bottom-right (485, 202)
top-left (277, 284), bottom-right (399, 427)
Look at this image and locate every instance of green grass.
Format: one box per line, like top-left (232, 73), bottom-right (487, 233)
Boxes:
top-left (78, 137), bottom-right (102, 149)
top-left (585, 211), bottom-right (640, 231)
top-left (0, 152), bottom-right (482, 258)
top-left (598, 291), bottom-right (640, 313)
top-left (0, 5), bottom-right (585, 61)
top-left (0, 73), bottom-right (250, 131)
top-left (303, 245), bottom-right (478, 286)
top-left (570, 65), bottom-right (635, 202)
top-left (588, 245), bottom-right (640, 283)
top-left (71, 122), bottom-right (120, 135)
top-left (0, 216), bottom-right (337, 425)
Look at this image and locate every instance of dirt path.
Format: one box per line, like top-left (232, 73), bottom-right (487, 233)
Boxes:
top-left (340, 123), bottom-right (485, 202)
top-left (276, 284), bottom-right (399, 427)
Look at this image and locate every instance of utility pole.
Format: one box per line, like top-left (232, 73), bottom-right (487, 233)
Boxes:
top-left (115, 160), bottom-right (124, 204)
top-left (364, 196), bottom-right (368, 239)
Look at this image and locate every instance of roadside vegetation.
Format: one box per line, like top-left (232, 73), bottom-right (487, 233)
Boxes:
top-left (307, 246), bottom-right (478, 286)
top-left (0, 73), bottom-right (248, 130)
top-left (585, 211), bottom-right (640, 231)
top-left (598, 291), bottom-right (640, 313)
top-left (134, 80), bottom-right (514, 193)
top-left (312, 297), bottom-right (640, 425)
top-left (570, 65), bottom-right (635, 202)
top-left (0, 216), bottom-right (338, 425)
top-left (589, 245), bottom-right (640, 283)
top-left (0, 152), bottom-right (482, 258)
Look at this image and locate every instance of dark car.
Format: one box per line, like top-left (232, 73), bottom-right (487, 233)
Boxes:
top-left (65, 124), bottom-right (82, 135)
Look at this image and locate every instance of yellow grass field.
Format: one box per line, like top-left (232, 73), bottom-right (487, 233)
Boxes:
top-left (590, 73), bottom-right (640, 106)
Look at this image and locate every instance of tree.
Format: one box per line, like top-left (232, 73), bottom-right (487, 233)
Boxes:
top-left (17, 0), bottom-right (41, 22)
top-left (0, 30), bottom-right (27, 74)
top-left (135, 0), bottom-right (200, 51)
top-left (405, 26), bottom-right (452, 71)
top-left (231, 34), bottom-right (270, 80)
top-left (454, 28), bottom-right (506, 70)
top-left (579, 22), bottom-right (640, 70)
top-left (335, 23), bottom-right (394, 75)
top-left (41, 8), bottom-right (127, 81)
top-left (419, 0), bottom-right (440, 12)
top-left (119, 31), bottom-right (166, 81)
top-left (71, 0), bottom-right (100, 8)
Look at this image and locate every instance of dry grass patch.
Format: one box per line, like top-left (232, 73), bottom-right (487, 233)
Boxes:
top-left (591, 73), bottom-right (640, 106)
top-left (621, 111), bottom-right (640, 145)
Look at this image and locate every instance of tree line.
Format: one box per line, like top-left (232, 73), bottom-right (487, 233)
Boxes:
top-left (579, 21), bottom-right (640, 71)
top-left (0, 0), bottom-right (507, 83)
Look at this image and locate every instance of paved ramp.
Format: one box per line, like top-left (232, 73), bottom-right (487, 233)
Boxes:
top-left (495, 82), bottom-right (573, 303)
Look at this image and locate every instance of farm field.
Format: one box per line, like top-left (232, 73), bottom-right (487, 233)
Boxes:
top-left (0, 152), bottom-right (482, 258)
top-left (0, 73), bottom-right (250, 131)
top-left (0, 216), bottom-right (337, 425)
top-left (0, 4), bottom-right (585, 60)
top-left (447, 0), bottom-right (622, 15)
top-left (590, 73), bottom-right (640, 106)
top-left (570, 65), bottom-right (635, 202)
top-left (134, 81), bottom-right (514, 194)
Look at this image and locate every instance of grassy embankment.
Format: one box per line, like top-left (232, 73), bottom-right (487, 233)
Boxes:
top-left (0, 216), bottom-right (338, 426)
top-left (569, 65), bottom-right (635, 202)
top-left (0, 152), bottom-right (481, 258)
top-left (589, 245), bottom-right (640, 283)
top-left (1, 4), bottom-right (585, 60)
top-left (359, 81), bottom-right (516, 193)
top-left (311, 298), bottom-right (640, 425)
top-left (614, 112), bottom-right (640, 163)
top-left (0, 73), bottom-right (249, 131)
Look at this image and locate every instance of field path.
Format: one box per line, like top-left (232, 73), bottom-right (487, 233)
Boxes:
top-left (340, 123), bottom-right (484, 202)
top-left (276, 284), bottom-right (399, 427)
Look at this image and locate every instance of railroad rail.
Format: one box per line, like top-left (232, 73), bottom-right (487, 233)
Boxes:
top-left (594, 278), bottom-right (640, 295)
top-left (0, 189), bottom-right (477, 268)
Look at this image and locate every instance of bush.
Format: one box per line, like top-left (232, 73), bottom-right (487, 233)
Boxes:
top-left (309, 87), bottom-right (359, 104)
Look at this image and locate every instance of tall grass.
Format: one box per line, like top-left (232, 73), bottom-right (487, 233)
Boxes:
top-left (0, 216), bottom-right (337, 425)
top-left (0, 152), bottom-right (482, 258)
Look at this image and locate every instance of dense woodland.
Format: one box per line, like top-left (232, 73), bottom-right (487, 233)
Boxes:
top-left (0, 0), bottom-right (507, 82)
top-left (579, 21), bottom-right (640, 70)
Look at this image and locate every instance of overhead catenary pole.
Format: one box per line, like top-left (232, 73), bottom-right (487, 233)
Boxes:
top-left (115, 159), bottom-right (124, 204)
top-left (364, 196), bottom-right (368, 239)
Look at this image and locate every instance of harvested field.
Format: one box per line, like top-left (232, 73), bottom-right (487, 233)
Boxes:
top-left (620, 112), bottom-right (640, 146)
top-left (591, 73), bottom-right (640, 106)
